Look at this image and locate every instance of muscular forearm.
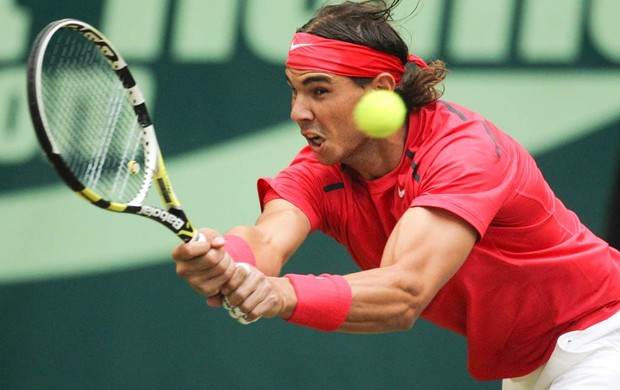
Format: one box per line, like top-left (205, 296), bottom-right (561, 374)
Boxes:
top-left (340, 267), bottom-right (424, 333)
top-left (271, 266), bottom-right (426, 334)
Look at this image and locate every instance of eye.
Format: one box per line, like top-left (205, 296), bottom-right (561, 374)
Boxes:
top-left (313, 87), bottom-right (328, 97)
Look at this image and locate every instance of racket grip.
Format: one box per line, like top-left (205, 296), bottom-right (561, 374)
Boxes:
top-left (192, 232), bottom-right (206, 242)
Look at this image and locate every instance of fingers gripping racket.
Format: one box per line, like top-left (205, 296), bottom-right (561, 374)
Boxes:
top-left (27, 19), bottom-right (201, 242)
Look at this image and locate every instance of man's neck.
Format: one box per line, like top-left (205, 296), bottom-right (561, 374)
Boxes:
top-left (345, 126), bottom-right (407, 180)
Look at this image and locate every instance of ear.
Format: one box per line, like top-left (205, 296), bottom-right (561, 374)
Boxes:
top-left (371, 72), bottom-right (397, 91)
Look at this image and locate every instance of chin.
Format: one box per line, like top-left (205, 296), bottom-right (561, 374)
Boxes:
top-left (312, 151), bottom-right (339, 167)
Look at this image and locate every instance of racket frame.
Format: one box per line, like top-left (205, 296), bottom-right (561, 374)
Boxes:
top-left (27, 19), bottom-right (198, 242)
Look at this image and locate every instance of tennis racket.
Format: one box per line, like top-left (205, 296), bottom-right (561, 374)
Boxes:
top-left (27, 19), bottom-right (201, 243)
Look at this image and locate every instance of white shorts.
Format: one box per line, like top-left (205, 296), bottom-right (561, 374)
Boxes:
top-left (502, 310), bottom-right (620, 390)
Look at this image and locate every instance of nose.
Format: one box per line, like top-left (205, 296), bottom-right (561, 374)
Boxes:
top-left (290, 95), bottom-right (313, 123)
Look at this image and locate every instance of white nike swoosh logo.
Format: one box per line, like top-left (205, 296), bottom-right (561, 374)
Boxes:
top-left (289, 43), bottom-right (313, 51)
top-left (398, 187), bottom-right (406, 198)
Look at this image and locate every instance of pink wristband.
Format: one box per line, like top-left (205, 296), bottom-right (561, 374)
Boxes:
top-left (284, 274), bottom-right (352, 332)
top-left (223, 234), bottom-right (256, 266)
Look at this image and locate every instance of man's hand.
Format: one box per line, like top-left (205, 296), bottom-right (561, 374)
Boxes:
top-left (172, 228), bottom-right (235, 300)
top-left (172, 228), bottom-right (297, 324)
top-left (219, 263), bottom-right (297, 324)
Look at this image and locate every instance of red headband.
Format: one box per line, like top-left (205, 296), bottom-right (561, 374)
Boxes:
top-left (285, 32), bottom-right (427, 84)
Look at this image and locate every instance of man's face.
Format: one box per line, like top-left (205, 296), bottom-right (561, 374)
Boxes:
top-left (285, 68), bottom-right (369, 166)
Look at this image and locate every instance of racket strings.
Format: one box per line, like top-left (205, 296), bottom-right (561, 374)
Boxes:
top-left (41, 28), bottom-right (147, 204)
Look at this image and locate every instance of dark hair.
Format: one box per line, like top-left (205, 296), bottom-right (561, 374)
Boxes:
top-left (298, 0), bottom-right (447, 110)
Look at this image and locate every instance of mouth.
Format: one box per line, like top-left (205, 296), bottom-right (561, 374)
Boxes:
top-left (302, 129), bottom-right (326, 149)
top-left (306, 135), bottom-right (324, 147)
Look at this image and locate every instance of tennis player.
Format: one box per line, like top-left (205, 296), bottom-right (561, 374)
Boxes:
top-left (172, 0), bottom-right (620, 387)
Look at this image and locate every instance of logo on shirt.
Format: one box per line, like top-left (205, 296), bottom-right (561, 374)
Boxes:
top-left (398, 187), bottom-right (406, 198)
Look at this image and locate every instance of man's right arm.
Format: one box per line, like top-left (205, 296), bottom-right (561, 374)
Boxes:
top-left (226, 198), bottom-right (312, 276)
top-left (171, 198), bottom-right (311, 306)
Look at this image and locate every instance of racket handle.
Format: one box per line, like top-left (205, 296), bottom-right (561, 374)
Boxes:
top-left (192, 232), bottom-right (206, 242)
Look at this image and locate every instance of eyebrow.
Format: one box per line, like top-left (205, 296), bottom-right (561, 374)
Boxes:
top-left (285, 74), bottom-right (334, 86)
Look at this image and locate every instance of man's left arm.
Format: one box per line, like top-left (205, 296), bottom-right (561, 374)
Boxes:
top-left (338, 206), bottom-right (477, 333)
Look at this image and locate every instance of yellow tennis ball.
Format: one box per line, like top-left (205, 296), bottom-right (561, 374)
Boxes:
top-left (353, 90), bottom-right (407, 138)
